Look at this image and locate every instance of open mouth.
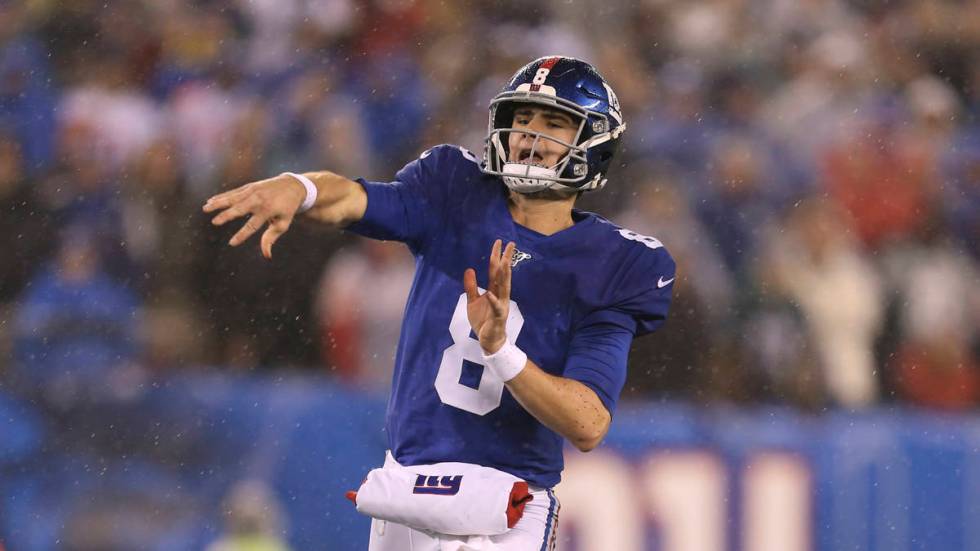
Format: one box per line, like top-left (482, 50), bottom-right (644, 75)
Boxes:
top-left (517, 150), bottom-right (546, 166)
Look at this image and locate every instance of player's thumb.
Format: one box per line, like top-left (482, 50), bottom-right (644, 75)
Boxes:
top-left (485, 290), bottom-right (505, 316)
top-left (463, 268), bottom-right (479, 301)
top-left (260, 218), bottom-right (291, 259)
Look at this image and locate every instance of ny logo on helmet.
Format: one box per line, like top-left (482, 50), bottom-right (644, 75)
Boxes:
top-left (603, 82), bottom-right (623, 125)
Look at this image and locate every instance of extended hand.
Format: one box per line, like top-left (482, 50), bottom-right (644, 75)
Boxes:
top-left (463, 239), bottom-right (516, 354)
top-left (202, 175), bottom-right (307, 259)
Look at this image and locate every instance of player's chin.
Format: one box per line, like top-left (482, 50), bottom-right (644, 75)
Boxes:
top-left (518, 187), bottom-right (580, 200)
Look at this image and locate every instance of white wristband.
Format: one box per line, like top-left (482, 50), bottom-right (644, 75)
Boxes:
top-left (283, 172), bottom-right (318, 213)
top-left (482, 342), bottom-right (528, 382)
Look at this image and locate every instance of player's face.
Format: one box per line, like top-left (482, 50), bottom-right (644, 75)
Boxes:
top-left (508, 106), bottom-right (578, 168)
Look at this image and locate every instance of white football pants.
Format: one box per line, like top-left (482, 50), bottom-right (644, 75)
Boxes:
top-left (367, 486), bottom-right (559, 551)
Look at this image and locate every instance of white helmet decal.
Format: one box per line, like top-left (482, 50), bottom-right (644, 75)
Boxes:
top-left (603, 82), bottom-right (623, 125)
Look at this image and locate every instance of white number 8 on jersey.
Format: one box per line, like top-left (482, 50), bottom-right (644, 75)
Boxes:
top-left (435, 291), bottom-right (525, 415)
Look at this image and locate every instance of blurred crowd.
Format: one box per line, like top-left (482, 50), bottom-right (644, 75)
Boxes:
top-left (1, 0), bottom-right (979, 420)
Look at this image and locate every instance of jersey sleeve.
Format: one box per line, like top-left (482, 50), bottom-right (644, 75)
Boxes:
top-left (562, 244), bottom-right (677, 415)
top-left (561, 308), bottom-right (636, 416)
top-left (614, 245), bottom-right (676, 336)
top-left (346, 145), bottom-right (461, 251)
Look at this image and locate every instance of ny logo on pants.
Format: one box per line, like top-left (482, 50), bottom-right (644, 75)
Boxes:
top-left (412, 474), bottom-right (463, 495)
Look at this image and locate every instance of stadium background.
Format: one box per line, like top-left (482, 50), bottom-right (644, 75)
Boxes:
top-left (0, 0), bottom-right (978, 549)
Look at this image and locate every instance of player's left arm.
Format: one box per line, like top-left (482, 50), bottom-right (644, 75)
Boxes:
top-left (464, 240), bottom-right (620, 452)
top-left (505, 360), bottom-right (612, 452)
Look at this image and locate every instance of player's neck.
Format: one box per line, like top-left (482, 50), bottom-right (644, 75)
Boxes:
top-left (507, 191), bottom-right (576, 236)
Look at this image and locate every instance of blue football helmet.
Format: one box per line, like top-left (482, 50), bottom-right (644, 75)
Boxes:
top-left (482, 56), bottom-right (626, 193)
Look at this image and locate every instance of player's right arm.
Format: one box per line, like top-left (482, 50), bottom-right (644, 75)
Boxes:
top-left (202, 171), bottom-right (366, 259)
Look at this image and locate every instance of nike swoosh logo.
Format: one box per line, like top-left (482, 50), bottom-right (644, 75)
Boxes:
top-left (657, 277), bottom-right (675, 288)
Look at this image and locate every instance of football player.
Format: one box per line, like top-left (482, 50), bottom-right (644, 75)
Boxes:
top-left (204, 56), bottom-right (675, 550)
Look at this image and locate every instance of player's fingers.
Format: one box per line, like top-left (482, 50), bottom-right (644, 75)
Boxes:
top-left (463, 268), bottom-right (480, 302)
top-left (487, 239), bottom-right (502, 293)
top-left (503, 241), bottom-right (516, 266)
top-left (211, 205), bottom-right (244, 226)
top-left (260, 217), bottom-right (291, 259)
top-left (229, 213), bottom-right (268, 246)
top-left (499, 241), bottom-right (515, 301)
top-left (489, 238), bottom-right (502, 268)
top-left (206, 183), bottom-right (251, 204)
top-left (210, 194), bottom-right (260, 225)
top-left (203, 184), bottom-right (253, 213)
top-left (214, 190), bottom-right (271, 226)
top-left (485, 290), bottom-right (506, 318)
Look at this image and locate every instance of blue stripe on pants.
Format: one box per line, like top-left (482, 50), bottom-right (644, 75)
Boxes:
top-left (539, 488), bottom-right (557, 551)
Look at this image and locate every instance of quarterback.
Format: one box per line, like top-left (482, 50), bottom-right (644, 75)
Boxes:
top-left (204, 57), bottom-right (675, 550)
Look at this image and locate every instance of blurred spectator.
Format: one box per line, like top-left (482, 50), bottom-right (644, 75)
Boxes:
top-left (967, 54), bottom-right (980, 122)
top-left (883, 214), bottom-right (980, 409)
top-left (764, 197), bottom-right (884, 408)
top-left (121, 137), bottom-right (208, 369)
top-left (0, 131), bottom-right (54, 304)
top-left (206, 479), bottom-right (292, 551)
top-left (351, 53), bottom-right (431, 173)
top-left (891, 335), bottom-right (979, 411)
top-left (12, 226), bottom-right (142, 406)
top-left (941, 130), bottom-right (980, 261)
top-left (819, 125), bottom-right (933, 251)
top-left (316, 239), bottom-right (415, 391)
top-left (120, 138), bottom-right (195, 284)
top-left (738, 295), bottom-right (823, 409)
top-left (269, 69), bottom-right (374, 178)
top-left (0, 130), bottom-right (54, 371)
top-left (151, 2), bottom-right (244, 99)
top-left (762, 31), bottom-right (874, 165)
top-left (694, 133), bottom-right (783, 280)
top-left (38, 119), bottom-right (136, 281)
top-left (902, 76), bottom-right (961, 166)
top-left (888, 217), bottom-right (980, 349)
top-left (59, 52), bottom-right (163, 171)
top-left (633, 59), bottom-right (716, 179)
top-left (168, 76), bottom-right (257, 198)
top-left (0, 1), bottom-right (56, 171)
top-left (761, 0), bottom-right (860, 44)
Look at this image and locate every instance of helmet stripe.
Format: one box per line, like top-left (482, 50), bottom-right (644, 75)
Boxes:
top-left (529, 57), bottom-right (562, 91)
top-left (539, 56), bottom-right (561, 70)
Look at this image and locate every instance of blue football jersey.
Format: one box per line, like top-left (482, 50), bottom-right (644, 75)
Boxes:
top-left (348, 145), bottom-right (675, 487)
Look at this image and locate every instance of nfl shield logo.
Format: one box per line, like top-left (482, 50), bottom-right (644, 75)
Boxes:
top-left (511, 249), bottom-right (532, 269)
